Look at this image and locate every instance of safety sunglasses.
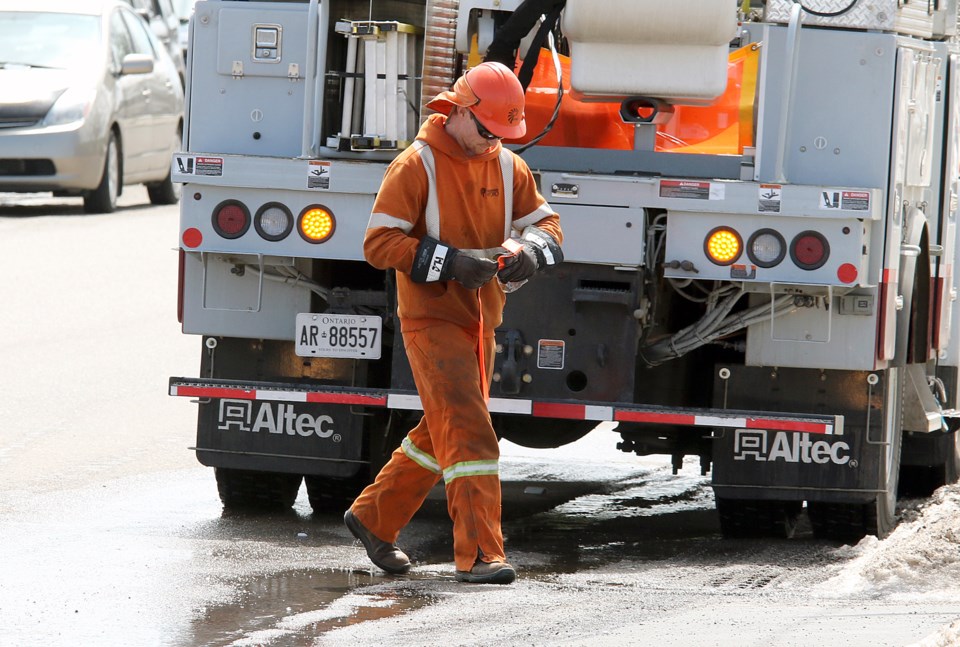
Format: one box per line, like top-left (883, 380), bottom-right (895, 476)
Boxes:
top-left (469, 111), bottom-right (501, 141)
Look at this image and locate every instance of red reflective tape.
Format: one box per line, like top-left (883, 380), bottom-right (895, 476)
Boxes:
top-left (175, 386), bottom-right (256, 399)
top-left (614, 410), bottom-right (697, 425)
top-left (532, 402), bottom-right (586, 419)
top-left (305, 392), bottom-right (388, 406)
top-left (745, 418), bottom-right (830, 434)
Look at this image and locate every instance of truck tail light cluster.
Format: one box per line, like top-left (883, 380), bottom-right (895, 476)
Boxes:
top-left (206, 201), bottom-right (336, 244)
top-left (703, 227), bottom-right (828, 271)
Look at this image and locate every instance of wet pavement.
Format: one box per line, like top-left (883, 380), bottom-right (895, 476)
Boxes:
top-left (0, 425), bottom-right (720, 646)
top-left (3, 193), bottom-right (959, 646)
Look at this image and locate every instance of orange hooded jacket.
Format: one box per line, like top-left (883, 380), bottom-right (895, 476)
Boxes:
top-left (364, 114), bottom-right (562, 335)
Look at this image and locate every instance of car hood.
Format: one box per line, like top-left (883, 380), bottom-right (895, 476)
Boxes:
top-left (0, 68), bottom-right (86, 124)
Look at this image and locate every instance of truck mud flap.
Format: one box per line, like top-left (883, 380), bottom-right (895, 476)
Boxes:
top-left (196, 397), bottom-right (365, 479)
top-left (711, 427), bottom-right (881, 504)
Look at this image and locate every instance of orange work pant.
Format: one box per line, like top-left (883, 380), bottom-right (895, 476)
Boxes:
top-left (349, 324), bottom-right (504, 572)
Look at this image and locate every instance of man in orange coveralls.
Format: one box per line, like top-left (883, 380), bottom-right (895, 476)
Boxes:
top-left (344, 61), bottom-right (564, 585)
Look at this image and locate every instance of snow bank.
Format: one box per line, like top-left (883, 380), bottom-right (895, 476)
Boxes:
top-left (908, 619), bottom-right (960, 647)
top-left (819, 484), bottom-right (960, 598)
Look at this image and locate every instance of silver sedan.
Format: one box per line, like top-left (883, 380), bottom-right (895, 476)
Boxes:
top-left (0, 0), bottom-right (184, 213)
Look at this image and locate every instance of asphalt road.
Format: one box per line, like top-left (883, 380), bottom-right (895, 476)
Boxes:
top-left (1, 189), bottom-right (958, 647)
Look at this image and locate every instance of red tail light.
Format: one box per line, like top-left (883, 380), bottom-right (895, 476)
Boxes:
top-left (212, 200), bottom-right (250, 239)
top-left (790, 231), bottom-right (829, 270)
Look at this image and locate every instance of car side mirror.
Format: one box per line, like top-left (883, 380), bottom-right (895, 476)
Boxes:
top-left (121, 53), bottom-right (154, 75)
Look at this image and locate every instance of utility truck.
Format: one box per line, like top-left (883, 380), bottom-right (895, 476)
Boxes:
top-left (170, 0), bottom-right (960, 540)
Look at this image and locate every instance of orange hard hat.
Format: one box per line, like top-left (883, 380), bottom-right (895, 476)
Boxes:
top-left (426, 61), bottom-right (527, 139)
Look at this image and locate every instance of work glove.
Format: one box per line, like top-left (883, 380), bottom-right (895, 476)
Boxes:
top-left (496, 244), bottom-right (538, 283)
top-left (410, 235), bottom-right (498, 289)
top-left (450, 250), bottom-right (499, 289)
top-left (496, 225), bottom-right (564, 283)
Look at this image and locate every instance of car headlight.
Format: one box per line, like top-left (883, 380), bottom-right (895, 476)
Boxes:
top-left (42, 86), bottom-right (96, 127)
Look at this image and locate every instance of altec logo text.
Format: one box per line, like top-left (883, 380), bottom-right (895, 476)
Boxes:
top-left (217, 399), bottom-right (337, 439)
top-left (733, 429), bottom-right (851, 465)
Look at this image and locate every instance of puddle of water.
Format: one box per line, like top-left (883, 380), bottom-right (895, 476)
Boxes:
top-left (179, 569), bottom-right (436, 646)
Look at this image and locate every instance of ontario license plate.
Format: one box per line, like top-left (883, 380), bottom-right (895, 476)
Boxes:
top-left (295, 313), bottom-right (382, 359)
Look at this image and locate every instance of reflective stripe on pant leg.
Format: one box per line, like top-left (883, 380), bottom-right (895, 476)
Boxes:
top-left (443, 460), bottom-right (498, 482)
top-left (404, 327), bottom-right (505, 571)
top-left (402, 435), bottom-right (442, 474)
top-left (350, 415), bottom-right (442, 544)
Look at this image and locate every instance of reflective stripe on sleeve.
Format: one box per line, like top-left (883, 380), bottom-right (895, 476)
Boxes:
top-left (442, 459), bottom-right (499, 483)
top-left (367, 212), bottom-right (414, 233)
top-left (513, 202), bottom-right (555, 232)
top-left (498, 149), bottom-right (514, 241)
top-left (414, 141), bottom-right (441, 239)
top-left (401, 435), bottom-right (441, 474)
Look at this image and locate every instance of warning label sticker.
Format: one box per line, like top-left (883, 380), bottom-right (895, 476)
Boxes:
top-left (307, 161), bottom-right (331, 190)
top-left (819, 189), bottom-right (870, 211)
top-left (840, 190), bottom-right (870, 211)
top-left (195, 157), bottom-right (223, 177)
top-left (758, 184), bottom-right (781, 213)
top-left (659, 180), bottom-right (724, 200)
top-left (537, 339), bottom-right (565, 370)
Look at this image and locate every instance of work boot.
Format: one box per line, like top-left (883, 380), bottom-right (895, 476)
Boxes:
top-left (343, 509), bottom-right (411, 575)
top-left (455, 559), bottom-right (517, 585)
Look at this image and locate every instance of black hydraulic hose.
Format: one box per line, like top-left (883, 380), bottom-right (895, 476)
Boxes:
top-left (484, 0), bottom-right (566, 88)
top-left (790, 0), bottom-right (860, 18)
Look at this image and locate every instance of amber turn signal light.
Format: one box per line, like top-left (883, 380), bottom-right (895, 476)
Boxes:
top-left (704, 227), bottom-right (742, 265)
top-left (298, 205), bottom-right (335, 243)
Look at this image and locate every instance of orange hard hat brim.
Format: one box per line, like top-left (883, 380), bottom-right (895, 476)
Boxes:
top-left (427, 71), bottom-right (527, 140)
top-left (426, 74), bottom-right (479, 114)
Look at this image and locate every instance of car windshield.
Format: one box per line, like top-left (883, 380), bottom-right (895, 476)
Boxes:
top-left (0, 12), bottom-right (100, 70)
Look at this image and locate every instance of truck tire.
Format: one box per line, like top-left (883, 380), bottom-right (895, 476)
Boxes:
top-left (899, 431), bottom-right (960, 496)
top-left (495, 415), bottom-right (594, 448)
top-left (716, 497), bottom-right (802, 539)
top-left (304, 475), bottom-right (367, 514)
top-left (83, 132), bottom-right (120, 214)
top-left (304, 411), bottom-right (410, 515)
top-left (215, 468), bottom-right (302, 511)
top-left (808, 367), bottom-right (903, 541)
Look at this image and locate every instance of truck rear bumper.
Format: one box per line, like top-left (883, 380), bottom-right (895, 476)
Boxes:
top-left (169, 376), bottom-right (843, 434)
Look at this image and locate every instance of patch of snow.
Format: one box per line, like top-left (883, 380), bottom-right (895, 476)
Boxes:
top-left (818, 484), bottom-right (960, 599)
top-left (909, 619), bottom-right (960, 647)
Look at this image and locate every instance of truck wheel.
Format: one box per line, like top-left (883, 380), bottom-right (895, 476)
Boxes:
top-left (716, 497), bottom-right (802, 539)
top-left (494, 415), bottom-right (594, 448)
top-left (214, 468), bottom-right (302, 511)
top-left (809, 367), bottom-right (903, 541)
top-left (83, 132), bottom-right (120, 214)
top-left (899, 431), bottom-right (960, 496)
top-left (944, 432), bottom-right (960, 486)
top-left (304, 411), bottom-right (412, 515)
top-left (304, 475), bottom-right (367, 514)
